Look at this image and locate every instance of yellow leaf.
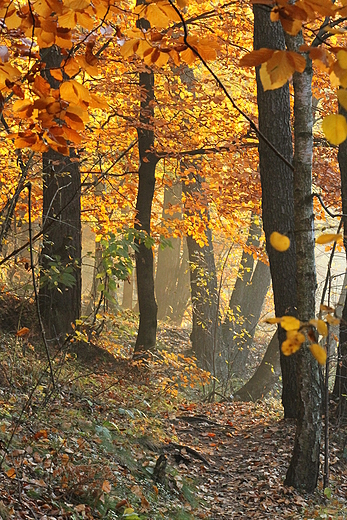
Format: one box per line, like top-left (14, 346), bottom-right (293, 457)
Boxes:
top-left (322, 114), bottom-right (347, 145)
top-left (239, 48), bottom-right (275, 68)
top-left (317, 319), bottom-right (328, 337)
top-left (281, 338), bottom-right (302, 356)
top-left (77, 11), bottom-right (94, 29)
top-left (55, 29), bottom-right (72, 49)
top-left (34, 0), bottom-right (63, 17)
top-left (309, 344), bottom-right (327, 365)
top-left (270, 231), bottom-right (290, 252)
top-left (286, 330), bottom-right (306, 344)
top-left (5, 12), bottom-right (22, 30)
top-left (145, 3), bottom-right (170, 28)
top-left (337, 49), bottom-right (347, 68)
top-left (180, 47), bottom-right (196, 65)
top-left (89, 93), bottom-right (108, 110)
top-left (76, 55), bottom-right (99, 77)
top-left (63, 0), bottom-right (90, 10)
top-left (137, 39), bottom-right (153, 59)
top-left (36, 29), bottom-right (56, 48)
top-left (152, 50), bottom-right (170, 67)
top-left (33, 75), bottom-right (51, 97)
top-left (194, 43), bottom-right (217, 62)
top-left (264, 317), bottom-right (282, 324)
top-left (259, 51), bottom-right (293, 90)
top-left (309, 319), bottom-right (328, 337)
top-left (0, 63), bottom-right (21, 86)
top-left (316, 233), bottom-right (342, 244)
top-left (120, 39), bottom-right (139, 59)
top-left (60, 80), bottom-right (91, 105)
top-left (12, 99), bottom-right (33, 116)
top-left (58, 11), bottom-right (77, 29)
top-left (280, 316), bottom-right (301, 331)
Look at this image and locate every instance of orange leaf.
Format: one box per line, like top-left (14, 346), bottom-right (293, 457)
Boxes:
top-left (34, 429), bottom-right (48, 440)
top-left (102, 480), bottom-right (111, 493)
top-left (50, 68), bottom-right (63, 81)
top-left (16, 327), bottom-right (30, 337)
top-left (239, 48), bottom-right (275, 67)
top-left (6, 468), bottom-right (16, 479)
top-left (207, 432), bottom-right (216, 437)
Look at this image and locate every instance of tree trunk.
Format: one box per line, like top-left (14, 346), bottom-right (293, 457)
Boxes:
top-left (222, 215), bottom-right (271, 377)
top-left (284, 33), bottom-right (321, 493)
top-left (122, 270), bottom-right (134, 310)
top-left (235, 332), bottom-right (280, 401)
top-left (332, 102), bottom-right (347, 418)
top-left (254, 6), bottom-right (298, 419)
top-left (170, 238), bottom-right (190, 325)
top-left (39, 46), bottom-right (81, 343)
top-left (230, 259), bottom-right (271, 376)
top-left (133, 8), bottom-right (159, 354)
top-left (184, 175), bottom-right (219, 372)
top-left (222, 215), bottom-right (260, 340)
top-left (156, 183), bottom-right (182, 320)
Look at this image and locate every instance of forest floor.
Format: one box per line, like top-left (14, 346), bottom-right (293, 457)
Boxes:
top-left (0, 312), bottom-right (346, 519)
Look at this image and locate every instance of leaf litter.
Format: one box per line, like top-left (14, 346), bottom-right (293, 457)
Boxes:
top-left (0, 322), bottom-right (346, 519)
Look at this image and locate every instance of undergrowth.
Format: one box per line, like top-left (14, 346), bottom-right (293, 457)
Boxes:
top-left (0, 311), bottom-right (210, 519)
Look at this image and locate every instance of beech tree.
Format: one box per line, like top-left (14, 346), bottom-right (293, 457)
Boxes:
top-left (39, 46), bottom-right (82, 343)
top-left (253, 6), bottom-right (298, 419)
top-left (222, 215), bottom-right (271, 377)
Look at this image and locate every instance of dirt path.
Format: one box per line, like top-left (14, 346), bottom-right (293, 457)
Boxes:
top-left (165, 402), bottom-right (347, 519)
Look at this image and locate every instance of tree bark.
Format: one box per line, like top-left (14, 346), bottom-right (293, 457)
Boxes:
top-left (156, 183), bottom-right (182, 320)
top-left (230, 259), bottom-right (271, 376)
top-left (39, 46), bottom-right (81, 343)
top-left (254, 6), bottom-right (298, 419)
top-left (170, 238), bottom-right (190, 325)
top-left (222, 215), bottom-right (271, 377)
top-left (332, 102), bottom-right (347, 419)
top-left (122, 270), bottom-right (134, 310)
top-left (235, 332), bottom-right (280, 401)
top-left (284, 32), bottom-right (321, 493)
top-left (184, 174), bottom-right (219, 372)
top-left (133, 8), bottom-right (159, 354)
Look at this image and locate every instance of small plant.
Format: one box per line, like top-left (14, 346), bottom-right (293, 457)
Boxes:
top-left (40, 255), bottom-right (77, 291)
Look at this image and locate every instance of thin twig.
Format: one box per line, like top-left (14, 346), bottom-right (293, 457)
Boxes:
top-left (313, 193), bottom-right (347, 219)
top-left (167, 0), bottom-right (294, 172)
top-left (27, 182), bottom-right (55, 388)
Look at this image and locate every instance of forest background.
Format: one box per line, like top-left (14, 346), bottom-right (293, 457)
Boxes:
top-left (0, 0), bottom-right (347, 517)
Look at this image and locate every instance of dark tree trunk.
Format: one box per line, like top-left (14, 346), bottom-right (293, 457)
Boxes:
top-left (156, 184), bottom-right (182, 320)
top-left (332, 102), bottom-right (347, 419)
top-left (39, 46), bottom-right (81, 343)
top-left (133, 10), bottom-right (159, 353)
top-left (184, 176), bottom-right (219, 372)
top-left (254, 6), bottom-right (298, 418)
top-left (284, 32), bottom-right (321, 493)
top-left (235, 332), bottom-right (280, 401)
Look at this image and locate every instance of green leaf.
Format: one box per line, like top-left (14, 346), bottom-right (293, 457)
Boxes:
top-left (324, 487), bottom-right (332, 499)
